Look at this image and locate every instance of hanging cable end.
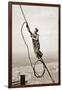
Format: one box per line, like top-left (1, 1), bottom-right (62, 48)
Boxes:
top-left (52, 80), bottom-right (55, 83)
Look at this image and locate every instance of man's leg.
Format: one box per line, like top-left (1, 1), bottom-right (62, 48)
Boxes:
top-left (37, 50), bottom-right (43, 59)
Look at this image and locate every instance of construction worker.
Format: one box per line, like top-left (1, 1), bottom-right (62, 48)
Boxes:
top-left (26, 22), bottom-right (43, 59)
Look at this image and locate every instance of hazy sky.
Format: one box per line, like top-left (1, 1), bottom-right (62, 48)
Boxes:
top-left (12, 4), bottom-right (58, 64)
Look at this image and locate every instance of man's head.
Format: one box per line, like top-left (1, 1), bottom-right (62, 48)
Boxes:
top-left (35, 28), bottom-right (39, 34)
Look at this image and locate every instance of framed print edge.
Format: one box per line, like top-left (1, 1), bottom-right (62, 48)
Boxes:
top-left (8, 2), bottom-right (12, 88)
top-left (58, 5), bottom-right (61, 85)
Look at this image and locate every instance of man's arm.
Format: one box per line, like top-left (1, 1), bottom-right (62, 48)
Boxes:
top-left (32, 34), bottom-right (39, 40)
top-left (26, 22), bottom-right (32, 36)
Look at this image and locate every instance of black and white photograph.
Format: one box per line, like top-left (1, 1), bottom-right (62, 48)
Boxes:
top-left (8, 2), bottom-right (60, 88)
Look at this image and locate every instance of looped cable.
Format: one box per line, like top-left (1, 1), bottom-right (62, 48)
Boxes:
top-left (21, 21), bottom-right (45, 78)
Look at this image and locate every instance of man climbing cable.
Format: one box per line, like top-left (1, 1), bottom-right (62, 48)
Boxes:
top-left (20, 5), bottom-right (55, 82)
top-left (26, 22), bottom-right (43, 59)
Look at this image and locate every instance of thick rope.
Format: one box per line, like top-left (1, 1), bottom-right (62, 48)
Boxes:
top-left (20, 5), bottom-right (55, 82)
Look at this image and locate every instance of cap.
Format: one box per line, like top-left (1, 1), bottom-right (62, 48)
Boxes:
top-left (35, 28), bottom-right (38, 32)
